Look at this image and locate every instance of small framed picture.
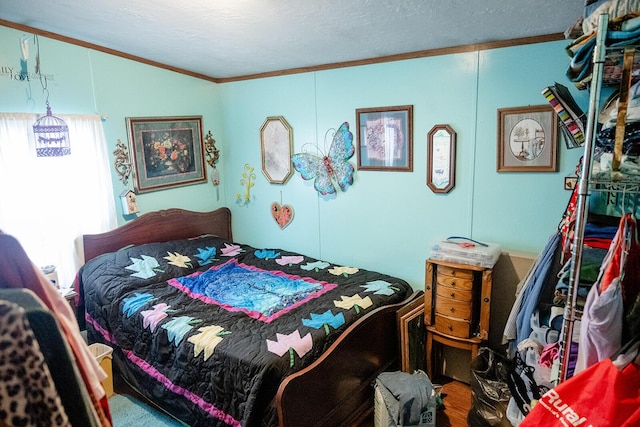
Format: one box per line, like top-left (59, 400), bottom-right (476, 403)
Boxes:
top-left (356, 105), bottom-right (413, 171)
top-left (397, 294), bottom-right (426, 373)
top-left (564, 176), bottom-right (578, 190)
top-left (126, 116), bottom-right (207, 193)
top-left (497, 105), bottom-right (558, 172)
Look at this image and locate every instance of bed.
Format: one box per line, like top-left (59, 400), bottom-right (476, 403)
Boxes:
top-left (77, 207), bottom-right (419, 427)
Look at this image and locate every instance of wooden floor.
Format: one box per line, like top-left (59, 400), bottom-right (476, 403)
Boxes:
top-left (116, 371), bottom-right (472, 427)
top-left (357, 377), bottom-right (472, 427)
top-left (433, 378), bottom-right (472, 427)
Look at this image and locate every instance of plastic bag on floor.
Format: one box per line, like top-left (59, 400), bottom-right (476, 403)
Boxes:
top-left (374, 370), bottom-right (437, 426)
top-left (467, 347), bottom-right (513, 427)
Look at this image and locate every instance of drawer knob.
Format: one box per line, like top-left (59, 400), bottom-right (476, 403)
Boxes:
top-left (450, 307), bottom-right (455, 313)
top-left (448, 325), bottom-right (453, 331)
top-left (484, 297), bottom-right (490, 303)
top-left (450, 292), bottom-right (455, 297)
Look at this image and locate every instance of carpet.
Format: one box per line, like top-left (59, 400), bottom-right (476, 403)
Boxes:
top-left (108, 394), bottom-right (185, 426)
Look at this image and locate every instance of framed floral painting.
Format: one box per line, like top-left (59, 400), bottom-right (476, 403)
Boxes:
top-left (126, 116), bottom-right (206, 193)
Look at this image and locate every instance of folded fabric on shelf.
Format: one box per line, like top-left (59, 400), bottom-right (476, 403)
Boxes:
top-left (567, 11), bottom-right (640, 87)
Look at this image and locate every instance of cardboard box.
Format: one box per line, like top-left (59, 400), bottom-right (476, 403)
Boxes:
top-left (89, 343), bottom-right (114, 397)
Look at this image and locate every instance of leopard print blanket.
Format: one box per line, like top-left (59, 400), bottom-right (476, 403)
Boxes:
top-left (0, 301), bottom-right (70, 426)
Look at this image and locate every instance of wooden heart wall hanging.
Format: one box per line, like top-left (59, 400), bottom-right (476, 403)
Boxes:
top-left (271, 202), bottom-right (294, 229)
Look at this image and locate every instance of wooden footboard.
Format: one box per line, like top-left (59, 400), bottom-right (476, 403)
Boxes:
top-left (276, 291), bottom-right (422, 427)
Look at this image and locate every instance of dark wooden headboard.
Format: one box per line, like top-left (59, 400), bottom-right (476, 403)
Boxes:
top-left (82, 207), bottom-right (232, 263)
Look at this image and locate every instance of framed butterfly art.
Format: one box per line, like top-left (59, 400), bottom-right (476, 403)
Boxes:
top-left (292, 122), bottom-right (355, 195)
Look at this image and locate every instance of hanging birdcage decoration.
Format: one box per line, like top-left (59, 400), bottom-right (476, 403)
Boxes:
top-left (30, 34), bottom-right (70, 157)
top-left (33, 100), bottom-right (70, 157)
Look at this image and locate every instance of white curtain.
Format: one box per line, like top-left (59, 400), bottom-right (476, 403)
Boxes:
top-left (0, 113), bottom-right (116, 287)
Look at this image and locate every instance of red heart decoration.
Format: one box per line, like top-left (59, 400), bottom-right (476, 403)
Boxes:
top-left (271, 202), bottom-right (294, 229)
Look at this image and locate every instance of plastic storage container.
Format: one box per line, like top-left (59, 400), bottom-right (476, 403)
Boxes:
top-left (430, 239), bottom-right (501, 268)
top-left (89, 343), bottom-right (114, 397)
top-left (40, 265), bottom-right (59, 288)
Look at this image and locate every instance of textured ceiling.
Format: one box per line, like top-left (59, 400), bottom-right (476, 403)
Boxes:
top-left (0, 0), bottom-right (585, 81)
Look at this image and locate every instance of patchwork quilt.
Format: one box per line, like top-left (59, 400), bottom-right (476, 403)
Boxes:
top-left (78, 235), bottom-right (412, 426)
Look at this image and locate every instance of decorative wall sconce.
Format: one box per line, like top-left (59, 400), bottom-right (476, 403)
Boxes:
top-left (113, 139), bottom-right (132, 185)
top-left (236, 163), bottom-right (255, 207)
top-left (204, 130), bottom-right (221, 199)
top-left (204, 130), bottom-right (220, 169)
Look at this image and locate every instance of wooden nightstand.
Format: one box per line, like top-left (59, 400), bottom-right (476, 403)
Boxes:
top-left (424, 259), bottom-right (492, 379)
top-left (59, 288), bottom-right (78, 313)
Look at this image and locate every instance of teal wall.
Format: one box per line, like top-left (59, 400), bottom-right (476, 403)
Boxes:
top-left (0, 24), bottom-right (586, 290)
top-left (0, 26), bottom-right (225, 216)
top-left (218, 43), bottom-right (587, 288)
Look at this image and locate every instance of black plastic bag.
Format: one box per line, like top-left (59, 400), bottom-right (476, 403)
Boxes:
top-left (467, 347), bottom-right (513, 427)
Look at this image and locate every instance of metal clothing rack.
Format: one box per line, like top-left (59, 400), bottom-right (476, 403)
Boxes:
top-left (559, 12), bottom-right (640, 383)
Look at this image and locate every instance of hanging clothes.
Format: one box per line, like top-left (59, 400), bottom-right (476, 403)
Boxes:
top-left (559, 182), bottom-right (579, 262)
top-left (514, 232), bottom-right (563, 347)
top-left (618, 215), bottom-right (640, 319)
top-left (503, 232), bottom-right (563, 354)
top-left (625, 211), bottom-right (640, 340)
top-left (0, 300), bottom-right (71, 427)
top-left (575, 277), bottom-right (624, 373)
top-left (626, 293), bottom-right (640, 340)
top-left (0, 232), bottom-right (112, 426)
top-left (575, 214), bottom-right (638, 373)
top-left (600, 214), bottom-right (633, 293)
top-left (0, 288), bottom-right (102, 427)
top-left (600, 213), bottom-right (640, 341)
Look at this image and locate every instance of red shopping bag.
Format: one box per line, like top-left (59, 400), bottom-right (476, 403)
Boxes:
top-left (520, 345), bottom-right (640, 427)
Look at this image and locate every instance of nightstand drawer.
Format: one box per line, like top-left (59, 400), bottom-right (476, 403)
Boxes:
top-left (435, 296), bottom-right (472, 320)
top-left (434, 314), bottom-right (471, 338)
top-left (436, 273), bottom-right (473, 291)
top-left (437, 265), bottom-right (474, 280)
top-left (436, 284), bottom-right (473, 302)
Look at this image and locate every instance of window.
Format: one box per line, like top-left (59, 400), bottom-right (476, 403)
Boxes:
top-left (0, 113), bottom-right (116, 287)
